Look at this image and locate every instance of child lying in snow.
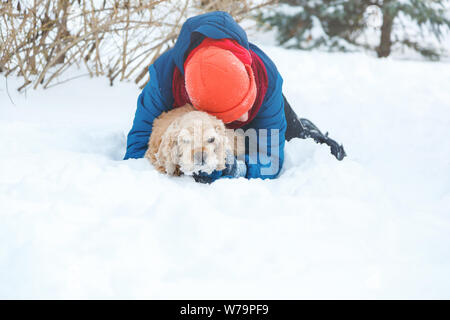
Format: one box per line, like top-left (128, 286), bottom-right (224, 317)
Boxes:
top-left (124, 11), bottom-right (345, 183)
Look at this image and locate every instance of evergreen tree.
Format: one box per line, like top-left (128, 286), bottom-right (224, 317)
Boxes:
top-left (258, 0), bottom-right (450, 60)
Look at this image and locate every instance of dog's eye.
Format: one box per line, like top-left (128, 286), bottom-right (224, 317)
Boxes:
top-left (182, 138), bottom-right (190, 144)
top-left (207, 137), bottom-right (215, 143)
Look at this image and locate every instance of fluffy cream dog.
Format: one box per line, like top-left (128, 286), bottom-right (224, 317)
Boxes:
top-left (145, 104), bottom-right (243, 176)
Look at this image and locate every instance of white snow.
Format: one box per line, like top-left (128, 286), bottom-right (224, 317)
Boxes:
top-left (1, 47), bottom-right (450, 299)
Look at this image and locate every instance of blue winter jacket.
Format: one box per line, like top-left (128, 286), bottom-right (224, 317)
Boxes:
top-left (124, 11), bottom-right (286, 180)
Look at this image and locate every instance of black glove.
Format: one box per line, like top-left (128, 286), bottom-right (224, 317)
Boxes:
top-left (222, 153), bottom-right (247, 178)
top-left (192, 154), bottom-right (247, 184)
top-left (192, 171), bottom-right (219, 184)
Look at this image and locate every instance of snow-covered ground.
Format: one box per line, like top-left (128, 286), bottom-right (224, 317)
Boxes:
top-left (1, 46), bottom-right (450, 299)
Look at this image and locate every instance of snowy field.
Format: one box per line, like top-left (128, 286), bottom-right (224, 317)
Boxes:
top-left (1, 46), bottom-right (450, 299)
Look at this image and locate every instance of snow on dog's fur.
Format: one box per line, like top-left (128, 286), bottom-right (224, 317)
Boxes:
top-left (145, 104), bottom-right (243, 176)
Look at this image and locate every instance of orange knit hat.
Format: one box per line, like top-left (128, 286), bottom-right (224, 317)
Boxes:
top-left (184, 43), bottom-right (257, 123)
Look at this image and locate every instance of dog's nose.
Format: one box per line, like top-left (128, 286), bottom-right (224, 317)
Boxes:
top-left (194, 151), bottom-right (207, 165)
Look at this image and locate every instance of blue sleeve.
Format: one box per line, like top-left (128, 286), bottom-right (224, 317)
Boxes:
top-left (244, 72), bottom-right (286, 180)
top-left (124, 65), bottom-right (172, 160)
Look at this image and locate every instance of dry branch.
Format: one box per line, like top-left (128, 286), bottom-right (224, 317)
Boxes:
top-left (1, 0), bottom-right (271, 91)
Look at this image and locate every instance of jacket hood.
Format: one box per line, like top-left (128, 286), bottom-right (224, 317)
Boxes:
top-left (172, 11), bottom-right (249, 75)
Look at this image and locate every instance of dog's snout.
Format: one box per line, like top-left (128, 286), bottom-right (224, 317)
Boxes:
top-left (194, 151), bottom-right (208, 165)
top-left (194, 151), bottom-right (202, 164)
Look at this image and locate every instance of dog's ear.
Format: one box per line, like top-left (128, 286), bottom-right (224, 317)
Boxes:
top-left (224, 128), bottom-right (237, 152)
top-left (157, 122), bottom-right (180, 175)
top-left (213, 123), bottom-right (233, 171)
top-left (168, 127), bottom-right (180, 166)
top-left (215, 134), bottom-right (230, 171)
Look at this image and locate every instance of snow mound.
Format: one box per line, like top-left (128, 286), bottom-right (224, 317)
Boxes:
top-left (1, 48), bottom-right (450, 298)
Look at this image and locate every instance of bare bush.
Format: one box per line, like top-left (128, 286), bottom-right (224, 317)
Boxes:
top-left (0, 0), bottom-right (272, 91)
top-left (194, 0), bottom-right (274, 18)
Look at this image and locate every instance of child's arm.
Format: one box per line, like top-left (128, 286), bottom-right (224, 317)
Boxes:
top-left (124, 65), bottom-right (171, 160)
top-left (243, 72), bottom-right (286, 179)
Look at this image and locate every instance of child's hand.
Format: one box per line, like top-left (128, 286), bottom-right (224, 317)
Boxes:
top-left (222, 154), bottom-right (247, 178)
top-left (192, 154), bottom-right (246, 184)
top-left (193, 170), bottom-right (222, 184)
